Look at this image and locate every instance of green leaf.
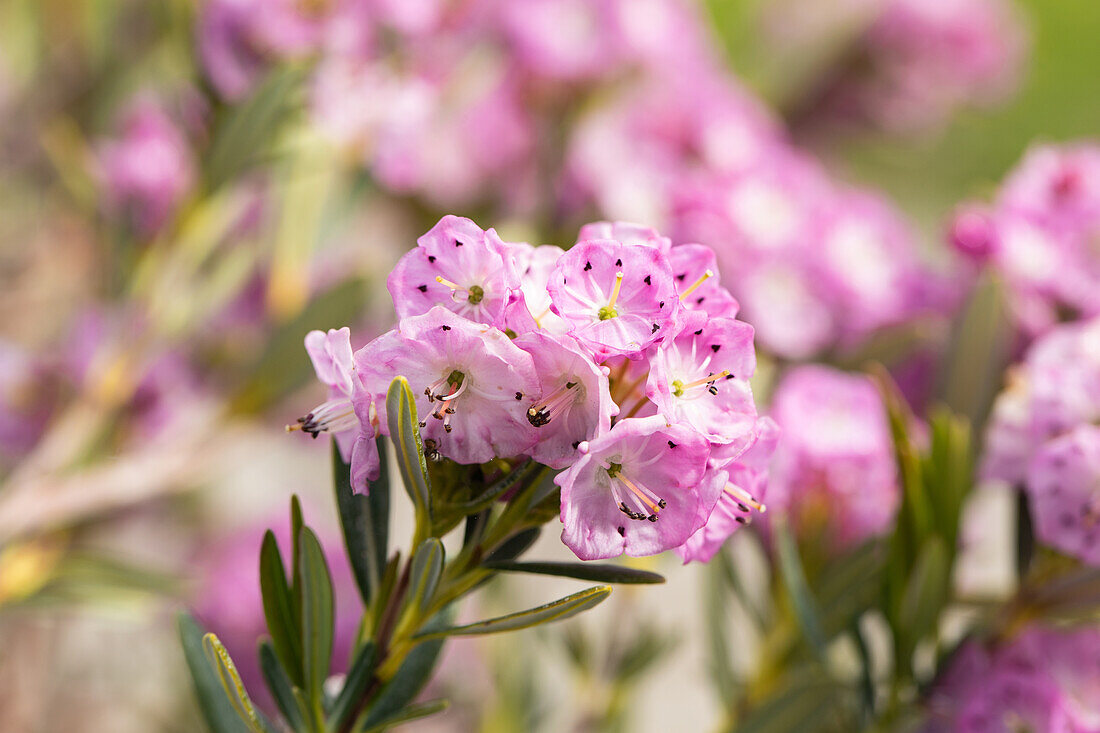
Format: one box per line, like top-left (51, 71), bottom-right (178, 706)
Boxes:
top-left (413, 586), bottom-right (612, 641)
top-left (177, 612), bottom-right (251, 733)
top-left (258, 641), bottom-right (308, 732)
top-left (482, 560), bottom-right (665, 585)
top-left (356, 611), bottom-right (452, 730)
top-left (775, 522), bottom-right (826, 660)
top-left (328, 641), bottom-right (377, 731)
top-left (332, 439), bottom-right (390, 606)
top-left (205, 65), bottom-right (305, 190)
top-left (259, 530), bottom-right (302, 687)
top-left (385, 376), bottom-right (432, 534)
top-left (897, 537), bottom-right (950, 672)
top-left (202, 633), bottom-right (271, 733)
top-left (358, 700), bottom-right (450, 733)
top-left (407, 538), bottom-right (445, 615)
top-left (728, 671), bottom-right (857, 733)
top-left (298, 527), bottom-right (335, 722)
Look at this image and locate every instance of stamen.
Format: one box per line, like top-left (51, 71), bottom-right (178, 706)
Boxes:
top-left (724, 483), bottom-right (766, 513)
top-left (609, 468), bottom-right (667, 522)
top-left (672, 370), bottom-right (731, 397)
top-left (435, 276), bottom-right (485, 305)
top-left (286, 398), bottom-right (358, 438)
top-left (527, 381), bottom-right (579, 427)
top-left (679, 269), bottom-right (713, 301)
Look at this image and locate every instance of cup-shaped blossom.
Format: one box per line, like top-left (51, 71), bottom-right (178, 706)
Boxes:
top-left (1025, 425), bottom-right (1100, 566)
top-left (676, 416), bottom-right (779, 564)
top-left (546, 239), bottom-right (680, 361)
top-left (514, 331), bottom-right (617, 469)
top-left (766, 366), bottom-right (899, 549)
top-left (556, 416), bottom-right (712, 560)
top-left (387, 215), bottom-right (531, 331)
top-left (355, 307), bottom-right (538, 464)
top-left (646, 311), bottom-right (757, 447)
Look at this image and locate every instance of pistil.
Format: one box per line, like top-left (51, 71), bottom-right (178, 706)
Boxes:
top-left (679, 269), bottom-right (713, 301)
top-left (435, 276), bottom-right (485, 305)
top-left (597, 272), bottom-right (624, 321)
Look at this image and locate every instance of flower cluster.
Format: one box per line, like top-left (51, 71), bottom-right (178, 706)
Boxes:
top-left (292, 215), bottom-right (775, 562)
top-left (925, 626), bottom-right (1100, 731)
top-left (951, 142), bottom-right (1100, 337)
top-left (982, 316), bottom-right (1100, 565)
top-left (763, 366), bottom-right (899, 549)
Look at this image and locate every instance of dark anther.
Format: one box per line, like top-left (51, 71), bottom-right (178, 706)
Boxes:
top-left (676, 273), bottom-right (686, 281)
top-left (708, 385), bottom-right (719, 395)
top-left (647, 515), bottom-right (658, 522)
top-left (651, 323), bottom-right (660, 333)
top-left (617, 526), bottom-right (626, 536)
top-left (657, 499), bottom-right (667, 509)
top-left (515, 391), bottom-right (523, 400)
top-left (454, 239), bottom-right (464, 247)
top-left (644, 275), bottom-right (651, 285)
top-left (417, 284), bottom-right (428, 292)
top-left (694, 329), bottom-right (703, 335)
top-left (711, 344), bottom-right (720, 352)
top-left (572, 440), bottom-right (581, 450)
top-left (615, 258), bottom-right (623, 267)
top-left (667, 440), bottom-right (677, 448)
top-left (658, 301), bottom-right (665, 308)
top-left (696, 296), bottom-right (705, 305)
top-left (584, 261), bottom-right (592, 271)
top-left (441, 325), bottom-right (451, 331)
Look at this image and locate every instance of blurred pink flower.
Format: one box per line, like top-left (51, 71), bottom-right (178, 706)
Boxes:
top-left (925, 626), bottom-right (1100, 731)
top-left (95, 98), bottom-right (195, 236)
top-left (765, 365), bottom-right (899, 549)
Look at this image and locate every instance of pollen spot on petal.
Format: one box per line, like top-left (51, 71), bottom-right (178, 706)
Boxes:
top-left (584, 261), bottom-right (592, 271)
top-left (427, 255), bottom-right (436, 263)
top-left (643, 275), bottom-right (651, 285)
top-left (676, 273), bottom-right (686, 281)
top-left (667, 440), bottom-right (677, 448)
top-left (694, 329), bottom-right (703, 335)
top-left (617, 526), bottom-right (625, 536)
top-left (515, 392), bottom-right (523, 400)
top-left (696, 296), bottom-right (705, 305)
top-left (441, 325), bottom-right (451, 331)
top-left (417, 284), bottom-right (428, 292)
top-left (454, 239), bottom-right (464, 247)
top-left (615, 258), bottom-right (623, 267)
top-left (711, 344), bottom-right (720, 352)
top-left (651, 323), bottom-right (659, 333)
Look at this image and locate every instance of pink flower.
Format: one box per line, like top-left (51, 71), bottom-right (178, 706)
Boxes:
top-left (668, 244), bottom-right (740, 320)
top-left (510, 242), bottom-right (570, 335)
top-left (354, 307), bottom-right (538, 465)
top-left (981, 317), bottom-right (1100, 487)
top-left (556, 415), bottom-right (713, 560)
top-left (514, 331), bottom-right (617, 470)
top-left (1026, 425), bottom-right (1100, 566)
top-left (294, 327), bottom-right (379, 491)
top-left (387, 215), bottom-right (531, 332)
top-left (95, 98), bottom-right (194, 236)
top-left (546, 239), bottom-right (680, 361)
top-left (766, 366), bottom-right (899, 549)
top-left (646, 311), bottom-right (757, 447)
top-left (576, 221), bottom-right (672, 252)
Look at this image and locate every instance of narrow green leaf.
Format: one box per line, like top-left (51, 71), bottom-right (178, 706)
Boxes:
top-left (358, 700), bottom-right (450, 733)
top-left (327, 641), bottom-right (377, 731)
top-left (356, 611), bottom-right (452, 730)
top-left (407, 538), bottom-right (445, 614)
top-left (727, 672), bottom-right (857, 733)
top-left (413, 586), bottom-right (612, 641)
top-left (897, 537), bottom-right (950, 672)
top-left (201, 633), bottom-right (271, 733)
top-left (385, 376), bottom-right (432, 531)
top-left (332, 440), bottom-right (390, 606)
top-left (775, 522), bottom-right (826, 660)
top-left (205, 66), bottom-right (305, 190)
top-left (482, 560), bottom-right (665, 585)
top-left (850, 620), bottom-right (876, 719)
top-left (259, 531), bottom-right (302, 686)
top-left (298, 528), bottom-right (335, 721)
top-left (258, 641), bottom-right (308, 732)
top-left (177, 612), bottom-right (251, 733)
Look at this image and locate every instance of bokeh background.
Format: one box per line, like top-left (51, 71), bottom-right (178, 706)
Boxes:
top-left (2, 0), bottom-right (1100, 731)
